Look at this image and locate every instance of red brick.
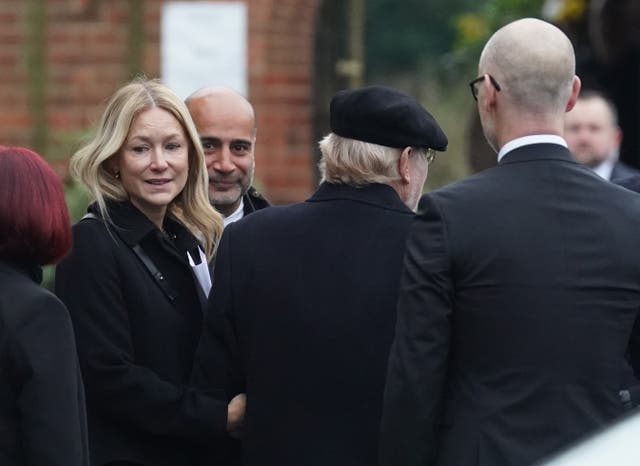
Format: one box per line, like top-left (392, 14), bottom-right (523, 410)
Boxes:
top-left (0, 0), bottom-right (322, 204)
top-left (0, 112), bottom-right (32, 128)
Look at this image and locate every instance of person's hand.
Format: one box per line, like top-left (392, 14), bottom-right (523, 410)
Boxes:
top-left (226, 393), bottom-right (246, 438)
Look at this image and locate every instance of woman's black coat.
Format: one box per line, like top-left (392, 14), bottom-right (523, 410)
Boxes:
top-left (55, 201), bottom-right (227, 466)
top-left (0, 260), bottom-right (89, 466)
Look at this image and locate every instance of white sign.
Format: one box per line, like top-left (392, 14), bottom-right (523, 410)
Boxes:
top-left (161, 2), bottom-right (248, 99)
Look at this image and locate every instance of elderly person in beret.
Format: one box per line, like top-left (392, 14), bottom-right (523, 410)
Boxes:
top-left (191, 85), bottom-right (447, 466)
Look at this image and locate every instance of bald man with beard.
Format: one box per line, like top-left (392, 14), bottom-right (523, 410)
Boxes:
top-left (380, 18), bottom-right (640, 466)
top-left (186, 87), bottom-right (269, 227)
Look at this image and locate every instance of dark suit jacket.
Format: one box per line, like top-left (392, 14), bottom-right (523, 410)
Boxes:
top-left (614, 174), bottom-right (640, 406)
top-left (380, 144), bottom-right (640, 466)
top-left (616, 174), bottom-right (640, 193)
top-left (193, 182), bottom-right (415, 466)
top-left (55, 201), bottom-right (227, 466)
top-left (611, 160), bottom-right (640, 182)
top-left (0, 260), bottom-right (89, 466)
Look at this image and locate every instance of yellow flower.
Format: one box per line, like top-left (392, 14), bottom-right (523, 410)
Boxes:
top-left (455, 14), bottom-right (489, 47)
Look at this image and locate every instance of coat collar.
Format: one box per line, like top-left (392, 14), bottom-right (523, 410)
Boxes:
top-left (89, 200), bottom-right (158, 247)
top-left (242, 186), bottom-right (270, 215)
top-left (0, 259), bottom-right (43, 284)
top-left (498, 143), bottom-right (576, 166)
top-left (308, 182), bottom-right (413, 214)
top-left (88, 201), bottom-right (201, 259)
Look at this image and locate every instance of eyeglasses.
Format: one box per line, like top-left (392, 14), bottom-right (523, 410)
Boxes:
top-left (411, 147), bottom-right (437, 165)
top-left (469, 74), bottom-right (501, 101)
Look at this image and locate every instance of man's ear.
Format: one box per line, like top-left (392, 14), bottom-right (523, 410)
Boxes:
top-left (565, 75), bottom-right (582, 113)
top-left (398, 147), bottom-right (412, 184)
top-left (483, 74), bottom-right (498, 112)
top-left (615, 126), bottom-right (623, 147)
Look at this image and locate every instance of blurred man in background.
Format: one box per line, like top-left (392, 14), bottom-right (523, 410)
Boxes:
top-left (564, 89), bottom-right (640, 181)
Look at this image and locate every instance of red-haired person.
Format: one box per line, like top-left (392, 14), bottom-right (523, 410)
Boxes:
top-left (0, 146), bottom-right (89, 466)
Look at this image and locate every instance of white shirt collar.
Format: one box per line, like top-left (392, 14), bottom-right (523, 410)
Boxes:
top-left (592, 156), bottom-right (617, 180)
top-left (222, 198), bottom-right (245, 227)
top-left (497, 135), bottom-right (568, 162)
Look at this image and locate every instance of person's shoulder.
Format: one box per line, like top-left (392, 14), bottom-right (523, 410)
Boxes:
top-left (612, 161), bottom-right (640, 182)
top-left (428, 167), bottom-right (498, 201)
top-left (58, 213), bottom-right (123, 274)
top-left (0, 266), bottom-right (34, 308)
top-left (0, 263), bottom-right (40, 294)
top-left (224, 202), bottom-right (306, 243)
top-left (243, 186), bottom-right (270, 214)
top-left (584, 176), bottom-right (640, 227)
top-left (72, 212), bottom-right (121, 248)
top-left (607, 175), bottom-right (640, 214)
top-left (2, 285), bottom-right (75, 371)
top-left (244, 200), bottom-right (304, 221)
top-left (615, 174), bottom-right (640, 194)
top-left (0, 273), bottom-right (68, 326)
top-left (24, 285), bottom-right (69, 318)
top-left (71, 212), bottom-right (107, 240)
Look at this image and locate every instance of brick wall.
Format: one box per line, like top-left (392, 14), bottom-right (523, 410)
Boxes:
top-left (0, 0), bottom-right (321, 203)
top-left (249, 0), bottom-right (320, 203)
top-left (0, 1), bottom-right (31, 151)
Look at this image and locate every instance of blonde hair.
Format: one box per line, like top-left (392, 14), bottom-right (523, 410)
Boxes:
top-left (71, 77), bottom-right (222, 259)
top-left (318, 133), bottom-right (410, 185)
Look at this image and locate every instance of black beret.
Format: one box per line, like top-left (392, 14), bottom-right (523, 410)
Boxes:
top-left (329, 85), bottom-right (448, 151)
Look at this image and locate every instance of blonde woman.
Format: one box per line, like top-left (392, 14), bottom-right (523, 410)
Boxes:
top-left (56, 78), bottom-right (245, 466)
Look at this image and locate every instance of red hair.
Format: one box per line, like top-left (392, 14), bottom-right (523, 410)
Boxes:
top-left (0, 147), bottom-right (72, 265)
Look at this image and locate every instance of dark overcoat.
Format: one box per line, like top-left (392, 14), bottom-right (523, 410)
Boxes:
top-left (193, 182), bottom-right (415, 466)
top-left (0, 260), bottom-right (89, 466)
top-left (55, 201), bottom-right (227, 466)
top-left (381, 144), bottom-right (640, 466)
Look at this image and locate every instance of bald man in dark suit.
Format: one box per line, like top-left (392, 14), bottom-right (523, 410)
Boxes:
top-left (381, 18), bottom-right (640, 466)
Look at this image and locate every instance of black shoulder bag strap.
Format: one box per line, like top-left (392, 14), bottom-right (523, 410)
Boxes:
top-left (131, 245), bottom-right (177, 304)
top-left (81, 213), bottom-right (177, 305)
